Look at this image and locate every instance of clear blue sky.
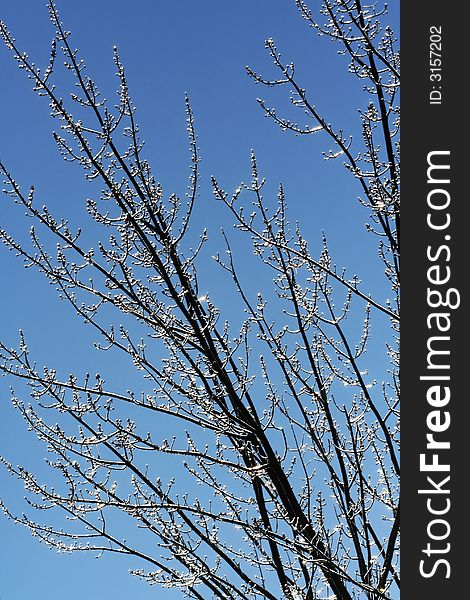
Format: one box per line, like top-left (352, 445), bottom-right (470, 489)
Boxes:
top-left (0, 2), bottom-right (398, 599)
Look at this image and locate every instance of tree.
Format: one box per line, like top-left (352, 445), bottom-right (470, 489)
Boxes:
top-left (0, 1), bottom-right (399, 599)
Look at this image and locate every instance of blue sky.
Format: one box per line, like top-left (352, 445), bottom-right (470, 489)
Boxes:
top-left (0, 2), bottom-right (398, 598)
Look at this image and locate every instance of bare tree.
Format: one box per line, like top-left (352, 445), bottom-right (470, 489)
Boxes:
top-left (0, 1), bottom-right (399, 599)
